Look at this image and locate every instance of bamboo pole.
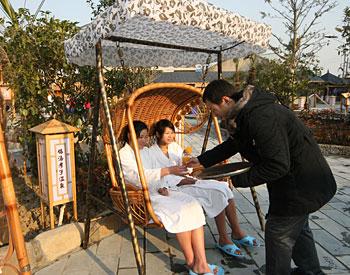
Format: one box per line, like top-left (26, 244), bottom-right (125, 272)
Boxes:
top-left (250, 187), bottom-right (265, 231)
top-left (96, 40), bottom-right (144, 275)
top-left (82, 71), bottom-right (101, 249)
top-left (0, 121), bottom-right (31, 274)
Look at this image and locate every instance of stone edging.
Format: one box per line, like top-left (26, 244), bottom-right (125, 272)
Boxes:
top-left (319, 144), bottom-right (350, 157)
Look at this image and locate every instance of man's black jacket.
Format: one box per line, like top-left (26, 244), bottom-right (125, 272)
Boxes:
top-left (198, 90), bottom-right (337, 216)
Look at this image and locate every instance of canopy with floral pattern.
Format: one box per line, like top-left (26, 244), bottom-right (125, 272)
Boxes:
top-left (64, 0), bottom-right (272, 67)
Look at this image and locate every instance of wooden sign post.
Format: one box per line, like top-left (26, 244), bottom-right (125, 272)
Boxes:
top-left (29, 119), bottom-right (78, 229)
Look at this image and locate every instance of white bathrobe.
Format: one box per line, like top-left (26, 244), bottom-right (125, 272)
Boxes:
top-left (145, 142), bottom-right (234, 218)
top-left (119, 143), bottom-right (205, 233)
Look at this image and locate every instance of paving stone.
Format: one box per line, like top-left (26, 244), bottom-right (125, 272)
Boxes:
top-left (233, 191), bottom-right (257, 214)
top-left (320, 203), bottom-right (335, 210)
top-left (64, 271), bottom-right (90, 275)
top-left (236, 208), bottom-right (250, 224)
top-left (336, 255), bottom-right (350, 270)
top-left (145, 251), bottom-right (171, 274)
top-left (206, 217), bottom-right (219, 235)
top-left (243, 213), bottom-right (265, 232)
top-left (330, 196), bottom-right (342, 203)
top-left (90, 239), bottom-right (120, 275)
top-left (310, 212), bottom-right (350, 245)
top-left (204, 224), bottom-right (217, 249)
top-left (313, 229), bottom-right (350, 256)
top-left (321, 209), bottom-right (350, 228)
top-left (118, 234), bottom-right (144, 269)
top-left (34, 258), bottom-right (67, 275)
top-left (96, 234), bottom-right (122, 257)
top-left (238, 188), bottom-right (269, 206)
top-left (333, 193), bottom-right (350, 204)
top-left (338, 186), bottom-right (350, 196)
top-left (328, 202), bottom-right (350, 217)
top-left (117, 268), bottom-right (138, 275)
top-left (333, 173), bottom-right (350, 182)
top-left (334, 176), bottom-right (350, 186)
top-left (62, 245), bottom-right (97, 273)
top-left (309, 220), bottom-right (322, 230)
top-left (144, 228), bottom-right (168, 253)
top-left (315, 243), bottom-right (349, 274)
top-left (88, 255), bottom-right (118, 275)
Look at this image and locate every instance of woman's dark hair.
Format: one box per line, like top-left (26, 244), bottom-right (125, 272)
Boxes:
top-left (203, 79), bottom-right (243, 104)
top-left (153, 119), bottom-right (175, 142)
top-left (122, 120), bottom-right (148, 144)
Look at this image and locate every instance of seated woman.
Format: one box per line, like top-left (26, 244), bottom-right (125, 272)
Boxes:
top-left (144, 119), bottom-right (259, 257)
top-left (119, 120), bottom-right (224, 275)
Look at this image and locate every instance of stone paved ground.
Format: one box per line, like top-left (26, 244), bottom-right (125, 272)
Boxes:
top-left (34, 127), bottom-right (350, 275)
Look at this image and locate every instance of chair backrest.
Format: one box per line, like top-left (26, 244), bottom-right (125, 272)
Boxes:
top-left (102, 83), bottom-right (208, 227)
top-left (102, 83), bottom-right (208, 145)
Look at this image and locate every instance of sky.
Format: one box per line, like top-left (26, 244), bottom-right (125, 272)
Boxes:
top-left (4, 0), bottom-right (349, 76)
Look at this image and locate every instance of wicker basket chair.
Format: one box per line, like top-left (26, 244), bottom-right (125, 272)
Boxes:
top-left (102, 83), bottom-right (209, 228)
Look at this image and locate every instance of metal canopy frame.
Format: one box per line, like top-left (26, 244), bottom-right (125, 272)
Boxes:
top-left (84, 35), bottom-right (264, 275)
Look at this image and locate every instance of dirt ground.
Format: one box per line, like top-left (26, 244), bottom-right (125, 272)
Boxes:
top-left (1, 166), bottom-right (112, 244)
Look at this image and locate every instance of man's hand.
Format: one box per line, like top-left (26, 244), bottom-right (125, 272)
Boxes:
top-left (158, 187), bottom-right (169, 196)
top-left (177, 178), bottom-right (197, 186)
top-left (186, 157), bottom-right (200, 168)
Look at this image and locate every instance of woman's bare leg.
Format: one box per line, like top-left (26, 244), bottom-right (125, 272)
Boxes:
top-left (225, 199), bottom-right (246, 239)
top-left (176, 231), bottom-right (194, 268)
top-left (215, 210), bottom-right (233, 245)
top-left (190, 227), bottom-right (211, 273)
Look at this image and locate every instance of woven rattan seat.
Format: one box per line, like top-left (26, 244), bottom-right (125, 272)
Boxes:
top-left (102, 83), bottom-right (208, 227)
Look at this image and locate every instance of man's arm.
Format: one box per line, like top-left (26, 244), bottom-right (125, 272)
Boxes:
top-left (233, 111), bottom-right (290, 188)
top-left (197, 137), bottom-right (240, 168)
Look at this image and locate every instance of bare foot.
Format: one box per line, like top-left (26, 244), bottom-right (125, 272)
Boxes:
top-left (191, 262), bottom-right (211, 274)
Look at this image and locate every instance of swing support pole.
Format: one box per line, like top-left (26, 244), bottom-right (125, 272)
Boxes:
top-left (95, 40), bottom-right (144, 275)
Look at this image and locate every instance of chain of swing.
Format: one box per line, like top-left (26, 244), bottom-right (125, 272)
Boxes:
top-left (201, 54), bottom-right (212, 90)
top-left (116, 42), bottom-right (134, 94)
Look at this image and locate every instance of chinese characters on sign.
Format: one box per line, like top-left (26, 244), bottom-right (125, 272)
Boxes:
top-left (55, 144), bottom-right (67, 195)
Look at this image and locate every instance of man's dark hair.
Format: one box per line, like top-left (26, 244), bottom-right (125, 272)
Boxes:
top-left (122, 120), bottom-right (148, 144)
top-left (203, 79), bottom-right (243, 104)
top-left (153, 119), bottom-right (175, 142)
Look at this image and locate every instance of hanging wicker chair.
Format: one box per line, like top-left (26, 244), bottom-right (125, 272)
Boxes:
top-left (102, 83), bottom-right (209, 227)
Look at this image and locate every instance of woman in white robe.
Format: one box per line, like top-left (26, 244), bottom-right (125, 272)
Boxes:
top-left (119, 121), bottom-right (224, 275)
top-left (146, 119), bottom-right (259, 257)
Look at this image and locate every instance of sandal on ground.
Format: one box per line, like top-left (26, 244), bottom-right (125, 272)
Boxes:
top-left (216, 243), bottom-right (244, 258)
top-left (208, 264), bottom-right (224, 275)
top-left (232, 235), bottom-right (260, 247)
top-left (188, 264), bottom-right (224, 275)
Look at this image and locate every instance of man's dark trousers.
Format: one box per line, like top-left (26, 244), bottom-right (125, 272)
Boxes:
top-left (265, 214), bottom-right (324, 275)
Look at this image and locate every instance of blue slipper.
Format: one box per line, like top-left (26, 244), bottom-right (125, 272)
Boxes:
top-left (232, 235), bottom-right (260, 247)
top-left (188, 263), bottom-right (224, 275)
top-left (216, 243), bottom-right (244, 258)
top-left (208, 264), bottom-right (224, 275)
